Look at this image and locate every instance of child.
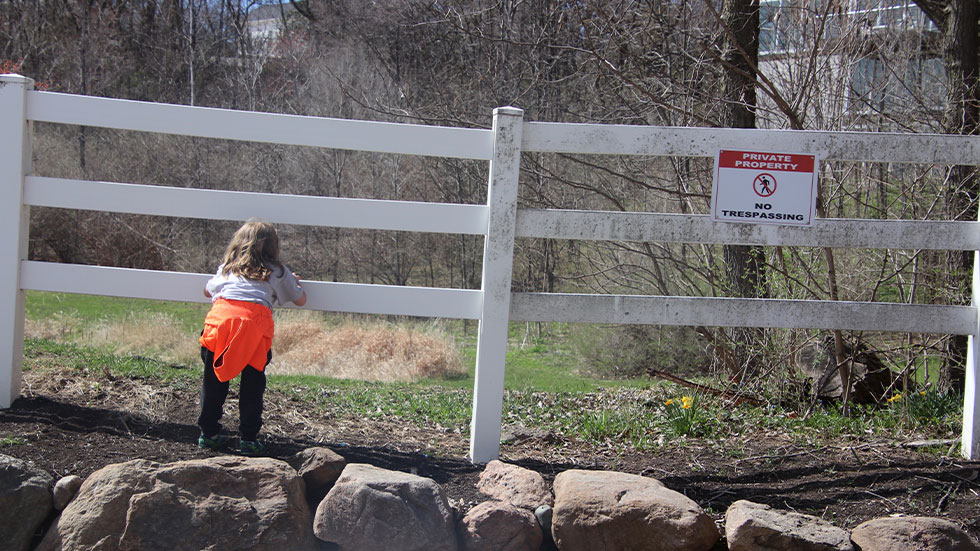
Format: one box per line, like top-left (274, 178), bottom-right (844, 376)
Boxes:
top-left (197, 219), bottom-right (307, 455)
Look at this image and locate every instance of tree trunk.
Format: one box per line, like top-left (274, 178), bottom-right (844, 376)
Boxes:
top-left (719, 0), bottom-right (767, 376)
top-left (915, 0), bottom-right (980, 391)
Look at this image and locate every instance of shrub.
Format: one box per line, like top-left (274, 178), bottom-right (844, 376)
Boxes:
top-left (572, 324), bottom-right (711, 379)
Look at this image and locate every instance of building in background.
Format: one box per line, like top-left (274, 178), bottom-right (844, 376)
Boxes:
top-left (758, 0), bottom-right (945, 130)
top-left (246, 2), bottom-right (300, 49)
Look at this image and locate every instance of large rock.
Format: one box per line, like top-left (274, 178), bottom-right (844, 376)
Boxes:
top-left (725, 500), bottom-right (852, 551)
top-left (477, 460), bottom-right (553, 510)
top-left (850, 516), bottom-right (980, 551)
top-left (0, 454), bottom-right (54, 551)
top-left (37, 456), bottom-right (316, 551)
top-left (314, 463), bottom-right (457, 551)
top-left (286, 446), bottom-right (346, 505)
top-left (551, 469), bottom-right (719, 551)
top-left (457, 500), bottom-right (543, 551)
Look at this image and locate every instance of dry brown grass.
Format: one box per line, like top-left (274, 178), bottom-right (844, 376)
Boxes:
top-left (78, 312), bottom-right (200, 366)
top-left (27, 307), bottom-right (464, 383)
top-left (24, 312), bottom-right (82, 342)
top-left (272, 313), bottom-right (465, 381)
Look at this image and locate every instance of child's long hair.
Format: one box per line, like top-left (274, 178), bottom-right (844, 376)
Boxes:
top-left (220, 219), bottom-right (282, 281)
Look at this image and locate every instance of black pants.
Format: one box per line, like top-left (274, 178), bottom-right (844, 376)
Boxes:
top-left (197, 346), bottom-right (269, 441)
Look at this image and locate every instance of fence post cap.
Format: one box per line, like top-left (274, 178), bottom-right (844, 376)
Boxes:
top-left (493, 106), bottom-right (524, 117)
top-left (0, 74), bottom-right (34, 86)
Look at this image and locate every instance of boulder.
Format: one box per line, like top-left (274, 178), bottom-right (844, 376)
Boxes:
top-left (53, 474), bottom-right (83, 510)
top-left (551, 469), bottom-right (719, 551)
top-left (314, 463), bottom-right (457, 551)
top-left (286, 446), bottom-right (346, 505)
top-left (0, 454), bottom-right (54, 551)
top-left (850, 516), bottom-right (979, 551)
top-left (725, 500), bottom-right (852, 551)
top-left (477, 460), bottom-right (553, 510)
top-left (37, 456), bottom-right (316, 551)
top-left (457, 500), bottom-right (543, 551)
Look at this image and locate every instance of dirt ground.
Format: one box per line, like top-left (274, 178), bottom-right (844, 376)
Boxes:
top-left (3, 367), bottom-right (980, 548)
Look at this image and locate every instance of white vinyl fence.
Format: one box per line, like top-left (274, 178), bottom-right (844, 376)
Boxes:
top-left (3, 73), bottom-right (980, 463)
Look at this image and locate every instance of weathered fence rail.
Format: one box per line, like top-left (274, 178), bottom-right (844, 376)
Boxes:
top-left (2, 73), bottom-right (979, 463)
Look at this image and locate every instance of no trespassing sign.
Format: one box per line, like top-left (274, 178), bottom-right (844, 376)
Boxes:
top-left (712, 149), bottom-right (819, 226)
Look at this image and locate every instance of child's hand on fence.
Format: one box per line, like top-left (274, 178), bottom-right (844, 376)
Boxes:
top-left (292, 273), bottom-right (308, 307)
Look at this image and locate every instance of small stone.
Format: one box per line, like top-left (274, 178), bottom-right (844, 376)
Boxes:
top-left (500, 426), bottom-right (557, 444)
top-left (534, 504), bottom-right (552, 533)
top-left (457, 500), bottom-right (542, 551)
top-left (477, 460), bottom-right (553, 510)
top-left (286, 447), bottom-right (346, 505)
top-left (53, 475), bottom-right (83, 510)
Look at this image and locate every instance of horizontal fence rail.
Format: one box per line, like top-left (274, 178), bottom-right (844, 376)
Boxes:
top-left (25, 177), bottom-right (490, 235)
top-left (3, 77), bottom-right (980, 463)
top-left (517, 209), bottom-right (980, 250)
top-left (29, 174), bottom-right (979, 250)
top-left (20, 262), bottom-right (485, 320)
top-left (28, 92), bottom-right (494, 160)
top-left (510, 293), bottom-right (978, 335)
top-left (523, 122), bottom-right (980, 163)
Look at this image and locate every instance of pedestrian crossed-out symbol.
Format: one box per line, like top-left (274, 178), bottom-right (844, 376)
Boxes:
top-left (753, 173), bottom-right (776, 197)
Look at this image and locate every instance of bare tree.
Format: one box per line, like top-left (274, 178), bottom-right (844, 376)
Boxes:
top-left (914, 0), bottom-right (979, 390)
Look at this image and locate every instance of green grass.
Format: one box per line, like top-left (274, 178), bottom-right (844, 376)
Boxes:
top-left (268, 372), bottom-right (678, 446)
top-left (420, 340), bottom-right (655, 392)
top-left (26, 291), bottom-right (210, 334)
top-left (23, 338), bottom-right (198, 384)
top-left (502, 342), bottom-right (649, 392)
top-left (0, 435), bottom-right (28, 446)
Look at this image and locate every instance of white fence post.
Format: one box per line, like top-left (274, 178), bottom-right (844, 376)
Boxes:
top-left (470, 106), bottom-right (524, 463)
top-left (0, 75), bottom-right (33, 409)
top-left (963, 243), bottom-right (980, 459)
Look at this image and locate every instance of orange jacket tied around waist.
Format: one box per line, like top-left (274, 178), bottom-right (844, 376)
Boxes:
top-left (199, 298), bottom-right (274, 382)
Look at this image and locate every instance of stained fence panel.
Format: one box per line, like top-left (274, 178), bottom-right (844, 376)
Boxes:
top-left (19, 262), bottom-right (484, 320)
top-left (517, 209), bottom-right (980, 250)
top-left (27, 91), bottom-right (493, 160)
top-left (510, 293), bottom-right (978, 336)
top-left (523, 122), bottom-right (980, 164)
top-left (25, 177), bottom-right (490, 235)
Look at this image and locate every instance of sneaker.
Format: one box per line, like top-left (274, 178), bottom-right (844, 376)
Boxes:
top-left (197, 433), bottom-right (229, 450)
top-left (239, 440), bottom-right (266, 456)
